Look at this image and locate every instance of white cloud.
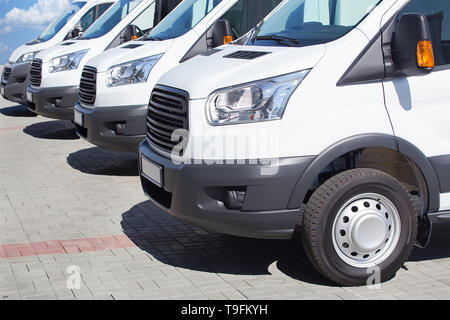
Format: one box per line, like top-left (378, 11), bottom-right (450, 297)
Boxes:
top-left (0, 42), bottom-right (8, 53)
top-left (0, 0), bottom-right (70, 30)
top-left (0, 26), bottom-right (12, 34)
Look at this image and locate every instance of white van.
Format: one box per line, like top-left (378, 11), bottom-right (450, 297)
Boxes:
top-left (74, 0), bottom-right (282, 152)
top-left (0, 0), bottom-right (116, 105)
top-left (26, 0), bottom-right (181, 120)
top-left (138, 0), bottom-right (450, 285)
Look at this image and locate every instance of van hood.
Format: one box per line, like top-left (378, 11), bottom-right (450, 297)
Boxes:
top-left (86, 39), bottom-right (175, 72)
top-left (159, 44), bottom-right (327, 99)
top-left (35, 39), bottom-right (96, 63)
top-left (8, 40), bottom-right (60, 64)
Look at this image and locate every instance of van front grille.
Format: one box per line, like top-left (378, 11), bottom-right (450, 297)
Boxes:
top-left (146, 86), bottom-right (189, 155)
top-left (30, 59), bottom-right (42, 87)
top-left (79, 66), bottom-right (97, 106)
top-left (1, 67), bottom-right (11, 84)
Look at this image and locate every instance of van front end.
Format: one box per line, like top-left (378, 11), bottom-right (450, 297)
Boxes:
top-left (1, 62), bottom-right (31, 105)
top-left (26, 45), bottom-right (91, 120)
top-left (73, 40), bottom-right (175, 153)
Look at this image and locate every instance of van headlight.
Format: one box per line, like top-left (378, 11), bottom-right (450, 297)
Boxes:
top-left (48, 49), bottom-right (89, 73)
top-left (17, 51), bottom-right (40, 63)
top-left (207, 70), bottom-right (309, 125)
top-left (105, 54), bottom-right (163, 87)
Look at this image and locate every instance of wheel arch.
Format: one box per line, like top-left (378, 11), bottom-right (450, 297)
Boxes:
top-left (288, 134), bottom-right (441, 213)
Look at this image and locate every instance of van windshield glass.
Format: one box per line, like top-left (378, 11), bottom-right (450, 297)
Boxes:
top-left (144, 0), bottom-right (222, 41)
top-left (82, 0), bottom-right (144, 39)
top-left (38, 1), bottom-right (86, 42)
top-left (248, 0), bottom-right (381, 47)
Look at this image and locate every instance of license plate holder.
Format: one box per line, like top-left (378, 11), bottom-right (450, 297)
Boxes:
top-left (141, 156), bottom-right (163, 187)
top-left (26, 91), bottom-right (33, 102)
top-left (74, 109), bottom-right (84, 126)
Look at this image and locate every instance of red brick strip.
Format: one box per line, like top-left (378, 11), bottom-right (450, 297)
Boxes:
top-left (0, 126), bottom-right (25, 132)
top-left (0, 235), bottom-right (136, 259)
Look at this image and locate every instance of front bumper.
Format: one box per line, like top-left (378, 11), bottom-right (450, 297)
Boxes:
top-left (74, 103), bottom-right (147, 153)
top-left (1, 62), bottom-right (31, 105)
top-left (26, 85), bottom-right (79, 120)
top-left (138, 140), bottom-right (315, 239)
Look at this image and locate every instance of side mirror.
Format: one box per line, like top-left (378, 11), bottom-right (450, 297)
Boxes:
top-left (119, 25), bottom-right (137, 43)
top-left (392, 13), bottom-right (435, 77)
top-left (72, 24), bottom-right (84, 38)
top-left (211, 19), bottom-right (233, 48)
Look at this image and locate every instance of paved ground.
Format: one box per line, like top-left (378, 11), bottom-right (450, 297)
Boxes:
top-left (2, 68), bottom-right (450, 300)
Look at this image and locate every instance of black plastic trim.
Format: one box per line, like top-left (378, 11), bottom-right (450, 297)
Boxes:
top-left (287, 134), bottom-right (441, 213)
top-left (429, 155), bottom-right (450, 193)
top-left (26, 85), bottom-right (79, 120)
top-left (74, 102), bottom-right (148, 153)
top-left (139, 140), bottom-right (314, 239)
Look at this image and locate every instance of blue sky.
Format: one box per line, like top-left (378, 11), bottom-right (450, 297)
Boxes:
top-left (0, 0), bottom-right (70, 64)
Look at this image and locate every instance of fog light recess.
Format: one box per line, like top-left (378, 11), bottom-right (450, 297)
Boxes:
top-left (224, 190), bottom-right (246, 210)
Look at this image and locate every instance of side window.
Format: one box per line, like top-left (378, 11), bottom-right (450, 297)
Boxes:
top-left (130, 2), bottom-right (156, 33)
top-left (220, 0), bottom-right (283, 39)
top-left (79, 6), bottom-right (97, 31)
top-left (97, 3), bottom-right (113, 18)
top-left (400, 0), bottom-right (450, 66)
top-left (220, 0), bottom-right (245, 39)
top-left (108, 2), bottom-right (157, 49)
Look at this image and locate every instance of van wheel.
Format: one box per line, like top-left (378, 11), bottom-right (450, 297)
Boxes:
top-left (301, 168), bottom-right (418, 286)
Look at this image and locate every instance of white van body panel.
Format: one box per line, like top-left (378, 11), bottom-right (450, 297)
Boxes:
top-left (384, 74), bottom-right (450, 158)
top-left (158, 28), bottom-right (394, 161)
top-left (33, 0), bottom-right (157, 89)
top-left (88, 0), bottom-right (263, 109)
top-left (8, 0), bottom-right (112, 64)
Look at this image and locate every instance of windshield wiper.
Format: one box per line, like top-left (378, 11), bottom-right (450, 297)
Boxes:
top-left (146, 36), bottom-right (163, 41)
top-left (253, 35), bottom-right (300, 47)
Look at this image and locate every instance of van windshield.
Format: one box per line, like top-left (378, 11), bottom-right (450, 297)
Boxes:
top-left (248, 0), bottom-right (381, 47)
top-left (82, 0), bottom-right (144, 39)
top-left (38, 1), bottom-right (86, 42)
top-left (144, 0), bottom-right (222, 41)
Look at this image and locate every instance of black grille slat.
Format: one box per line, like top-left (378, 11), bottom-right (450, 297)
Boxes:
top-left (146, 85), bottom-right (189, 155)
top-left (147, 122), bottom-right (173, 140)
top-left (30, 59), bottom-right (42, 87)
top-left (147, 116), bottom-right (178, 133)
top-left (223, 50), bottom-right (270, 60)
top-left (79, 66), bottom-right (97, 106)
top-left (2, 67), bottom-right (11, 84)
top-left (148, 106), bottom-right (186, 126)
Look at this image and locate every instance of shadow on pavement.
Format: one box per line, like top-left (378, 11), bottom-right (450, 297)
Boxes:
top-left (121, 201), bottom-right (450, 285)
top-left (67, 147), bottom-right (138, 177)
top-left (0, 104), bottom-right (37, 117)
top-left (23, 120), bottom-right (79, 140)
top-left (121, 201), bottom-right (334, 286)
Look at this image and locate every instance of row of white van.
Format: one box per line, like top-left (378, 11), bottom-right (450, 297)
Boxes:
top-left (2, 0), bottom-right (450, 286)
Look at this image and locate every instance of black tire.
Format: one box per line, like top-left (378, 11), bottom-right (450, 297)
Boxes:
top-left (301, 168), bottom-right (418, 286)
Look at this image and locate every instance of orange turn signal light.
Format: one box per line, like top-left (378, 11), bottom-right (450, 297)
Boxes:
top-left (417, 40), bottom-right (434, 68)
top-left (223, 35), bottom-right (233, 45)
top-left (131, 35), bottom-right (139, 41)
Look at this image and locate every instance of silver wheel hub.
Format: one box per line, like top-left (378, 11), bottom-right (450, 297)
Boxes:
top-left (332, 193), bottom-right (401, 268)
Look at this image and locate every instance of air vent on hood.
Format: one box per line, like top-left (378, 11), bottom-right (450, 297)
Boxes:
top-left (61, 42), bottom-right (75, 46)
top-left (122, 44), bottom-right (143, 49)
top-left (223, 51), bottom-right (270, 60)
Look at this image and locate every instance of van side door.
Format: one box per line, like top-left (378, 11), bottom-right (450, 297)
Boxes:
top-left (383, 0), bottom-right (450, 211)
